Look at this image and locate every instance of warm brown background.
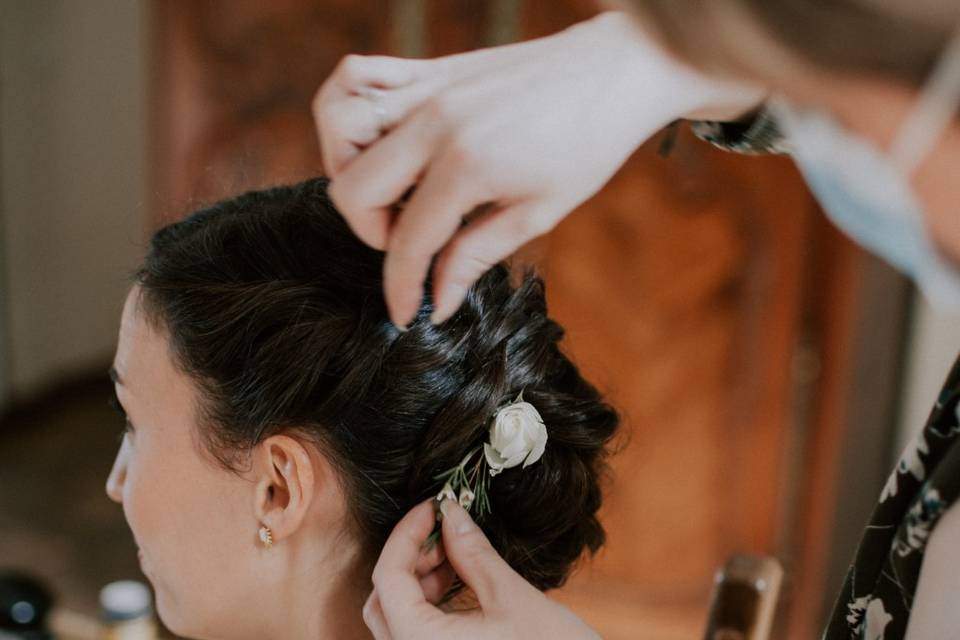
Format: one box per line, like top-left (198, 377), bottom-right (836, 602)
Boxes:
top-left (146, 1), bottom-right (910, 638)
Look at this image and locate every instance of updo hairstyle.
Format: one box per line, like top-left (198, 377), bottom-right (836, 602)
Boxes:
top-left (135, 177), bottom-right (619, 590)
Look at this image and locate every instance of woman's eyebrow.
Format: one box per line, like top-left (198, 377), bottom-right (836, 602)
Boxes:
top-left (109, 365), bottom-right (124, 386)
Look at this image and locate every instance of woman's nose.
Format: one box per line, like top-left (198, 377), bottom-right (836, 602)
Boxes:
top-left (105, 439), bottom-right (129, 504)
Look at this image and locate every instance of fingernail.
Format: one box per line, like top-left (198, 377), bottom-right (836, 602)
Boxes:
top-left (439, 498), bottom-right (453, 518)
top-left (430, 286), bottom-right (464, 325)
top-left (430, 305), bottom-right (454, 325)
top-left (390, 310), bottom-right (413, 332)
top-left (440, 499), bottom-right (475, 535)
top-left (387, 288), bottom-right (421, 332)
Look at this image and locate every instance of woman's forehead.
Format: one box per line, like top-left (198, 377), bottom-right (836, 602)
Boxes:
top-left (115, 288), bottom-right (174, 393)
top-left (114, 289), bottom-right (203, 437)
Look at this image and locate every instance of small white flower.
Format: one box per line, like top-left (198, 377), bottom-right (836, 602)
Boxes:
top-left (483, 395), bottom-right (547, 477)
top-left (458, 487), bottom-right (475, 510)
top-left (437, 482), bottom-right (456, 503)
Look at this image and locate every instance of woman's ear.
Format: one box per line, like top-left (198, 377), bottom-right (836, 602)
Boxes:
top-left (251, 434), bottom-right (318, 544)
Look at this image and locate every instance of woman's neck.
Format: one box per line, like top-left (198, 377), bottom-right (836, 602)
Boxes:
top-left (257, 537), bottom-right (372, 640)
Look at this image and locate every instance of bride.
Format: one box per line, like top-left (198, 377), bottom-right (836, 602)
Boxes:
top-left (104, 176), bottom-right (619, 639)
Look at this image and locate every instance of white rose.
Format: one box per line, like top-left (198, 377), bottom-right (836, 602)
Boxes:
top-left (483, 399), bottom-right (547, 477)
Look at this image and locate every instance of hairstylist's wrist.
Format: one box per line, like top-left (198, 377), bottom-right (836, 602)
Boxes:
top-left (578, 11), bottom-right (767, 134)
top-left (680, 74), bottom-right (768, 123)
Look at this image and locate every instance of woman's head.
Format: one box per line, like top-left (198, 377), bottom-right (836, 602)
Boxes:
top-left (622, 0), bottom-right (958, 88)
top-left (106, 177), bottom-right (618, 639)
top-left (616, 0), bottom-right (960, 281)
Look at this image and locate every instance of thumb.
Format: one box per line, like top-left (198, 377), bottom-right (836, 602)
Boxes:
top-left (439, 499), bottom-right (527, 609)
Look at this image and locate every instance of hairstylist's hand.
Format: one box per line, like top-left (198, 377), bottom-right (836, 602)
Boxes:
top-left (362, 499), bottom-right (598, 640)
top-left (314, 11), bottom-right (765, 328)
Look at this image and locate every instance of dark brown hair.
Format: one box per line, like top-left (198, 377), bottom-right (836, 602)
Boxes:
top-left (629, 0), bottom-right (957, 86)
top-left (134, 177), bottom-right (618, 591)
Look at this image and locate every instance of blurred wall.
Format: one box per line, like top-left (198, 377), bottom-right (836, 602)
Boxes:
top-left (0, 0), bottom-right (147, 401)
top-left (0, 171), bottom-right (8, 407)
top-left (897, 297), bottom-right (960, 454)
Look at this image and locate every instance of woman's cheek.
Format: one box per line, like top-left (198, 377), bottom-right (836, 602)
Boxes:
top-left (119, 443), bottom-right (163, 560)
top-left (120, 449), bottom-right (148, 546)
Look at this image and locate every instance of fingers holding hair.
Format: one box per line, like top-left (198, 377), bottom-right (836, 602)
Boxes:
top-left (429, 199), bottom-right (557, 324)
top-left (437, 499), bottom-right (527, 612)
top-left (370, 501), bottom-right (445, 636)
top-left (326, 116), bottom-right (436, 251)
top-left (361, 591), bottom-right (393, 640)
top-left (380, 146), bottom-right (492, 328)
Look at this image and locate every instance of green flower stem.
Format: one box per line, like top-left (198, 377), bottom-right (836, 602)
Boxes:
top-left (422, 444), bottom-right (492, 550)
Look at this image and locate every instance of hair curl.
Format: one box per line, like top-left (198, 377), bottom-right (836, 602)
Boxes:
top-left (134, 177), bottom-right (619, 591)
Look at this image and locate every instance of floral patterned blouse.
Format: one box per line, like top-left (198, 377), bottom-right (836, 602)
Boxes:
top-left (691, 113), bottom-right (960, 639)
top-left (820, 356), bottom-right (960, 638)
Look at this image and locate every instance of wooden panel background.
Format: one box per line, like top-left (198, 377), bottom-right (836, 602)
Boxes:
top-left (149, 1), bottom-right (896, 637)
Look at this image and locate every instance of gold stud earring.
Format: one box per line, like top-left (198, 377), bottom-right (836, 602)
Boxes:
top-left (258, 525), bottom-right (273, 548)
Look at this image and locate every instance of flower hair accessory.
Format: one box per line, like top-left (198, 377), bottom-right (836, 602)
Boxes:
top-left (427, 391), bottom-right (547, 546)
top-left (483, 392), bottom-right (548, 476)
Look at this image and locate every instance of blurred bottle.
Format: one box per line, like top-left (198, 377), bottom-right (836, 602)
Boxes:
top-left (97, 582), bottom-right (155, 640)
top-left (0, 572), bottom-right (53, 640)
top-left (0, 572), bottom-right (54, 640)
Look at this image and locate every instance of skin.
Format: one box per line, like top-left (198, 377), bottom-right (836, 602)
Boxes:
top-left (105, 287), bottom-right (374, 640)
top-left (312, 8), bottom-right (960, 640)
